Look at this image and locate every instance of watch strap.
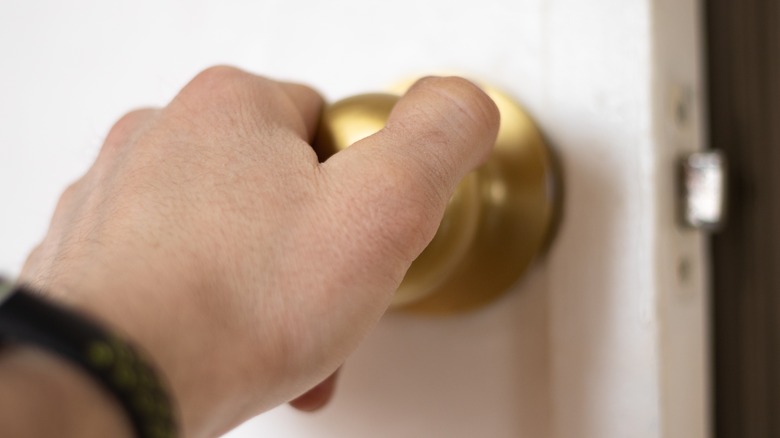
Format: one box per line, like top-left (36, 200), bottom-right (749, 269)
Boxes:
top-left (0, 279), bottom-right (178, 438)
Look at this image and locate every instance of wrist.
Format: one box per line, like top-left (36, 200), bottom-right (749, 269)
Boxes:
top-left (22, 261), bottom-right (251, 437)
top-left (0, 345), bottom-right (134, 438)
top-left (21, 238), bottom-right (291, 436)
top-left (0, 280), bottom-right (179, 438)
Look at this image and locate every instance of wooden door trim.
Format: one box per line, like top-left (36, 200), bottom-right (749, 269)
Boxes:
top-left (706, 0), bottom-right (780, 435)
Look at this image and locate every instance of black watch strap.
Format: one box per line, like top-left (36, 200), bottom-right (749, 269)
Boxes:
top-left (0, 279), bottom-right (178, 438)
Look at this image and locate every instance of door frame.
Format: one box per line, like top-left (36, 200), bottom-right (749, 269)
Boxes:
top-left (706, 0), bottom-right (780, 436)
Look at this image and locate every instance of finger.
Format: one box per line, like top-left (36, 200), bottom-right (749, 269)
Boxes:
top-left (322, 76), bottom-right (499, 259)
top-left (288, 368), bottom-right (340, 412)
top-left (277, 81), bottom-right (325, 142)
top-left (327, 76), bottom-right (498, 201)
top-left (390, 76), bottom-right (499, 183)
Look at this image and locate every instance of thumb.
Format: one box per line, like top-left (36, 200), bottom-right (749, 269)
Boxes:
top-left (322, 76), bottom-right (500, 263)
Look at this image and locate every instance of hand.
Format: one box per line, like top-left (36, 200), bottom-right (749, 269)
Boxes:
top-left (17, 67), bottom-right (499, 437)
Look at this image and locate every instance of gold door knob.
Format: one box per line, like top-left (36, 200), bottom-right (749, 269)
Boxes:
top-left (316, 82), bottom-right (559, 314)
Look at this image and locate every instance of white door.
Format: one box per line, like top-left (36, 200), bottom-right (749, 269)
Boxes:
top-left (0, 1), bottom-right (710, 437)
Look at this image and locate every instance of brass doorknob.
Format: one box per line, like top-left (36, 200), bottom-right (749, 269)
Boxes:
top-left (316, 82), bottom-right (559, 314)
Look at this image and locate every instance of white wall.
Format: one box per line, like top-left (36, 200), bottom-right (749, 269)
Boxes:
top-left (0, 1), bottom-right (709, 437)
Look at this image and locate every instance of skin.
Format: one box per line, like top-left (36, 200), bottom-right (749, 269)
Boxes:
top-left (0, 67), bottom-right (499, 437)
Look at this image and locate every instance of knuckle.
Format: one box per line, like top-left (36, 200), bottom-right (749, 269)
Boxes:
top-left (184, 65), bottom-right (271, 102)
top-left (173, 66), bottom-right (283, 136)
top-left (190, 65), bottom-right (248, 88)
top-left (62, 179), bottom-right (85, 202)
top-left (51, 179), bottom-right (84, 219)
top-left (103, 108), bottom-right (157, 153)
top-left (60, 180), bottom-right (81, 202)
top-left (114, 109), bottom-right (150, 130)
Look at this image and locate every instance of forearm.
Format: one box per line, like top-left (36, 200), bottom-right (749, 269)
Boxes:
top-left (0, 346), bottom-right (133, 438)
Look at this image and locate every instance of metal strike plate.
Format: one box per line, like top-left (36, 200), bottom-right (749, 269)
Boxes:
top-left (679, 151), bottom-right (726, 231)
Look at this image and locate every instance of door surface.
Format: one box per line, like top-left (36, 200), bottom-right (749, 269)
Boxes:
top-left (0, 1), bottom-right (710, 437)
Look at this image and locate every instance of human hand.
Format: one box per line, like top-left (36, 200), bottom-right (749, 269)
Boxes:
top-left (18, 67), bottom-right (499, 437)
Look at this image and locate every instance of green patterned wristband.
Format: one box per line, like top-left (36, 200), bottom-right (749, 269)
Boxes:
top-left (0, 278), bottom-right (178, 438)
